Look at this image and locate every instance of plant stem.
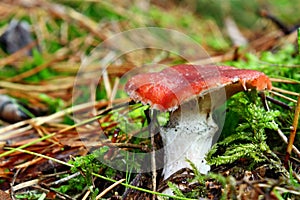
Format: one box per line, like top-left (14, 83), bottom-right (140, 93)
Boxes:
top-left (0, 133), bottom-right (56, 157)
top-left (284, 94), bottom-right (300, 168)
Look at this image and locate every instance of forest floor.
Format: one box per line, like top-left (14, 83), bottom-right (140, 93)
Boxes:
top-left (0, 1), bottom-right (299, 199)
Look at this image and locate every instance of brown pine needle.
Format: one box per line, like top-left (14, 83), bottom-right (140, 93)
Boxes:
top-left (272, 86), bottom-right (299, 96)
top-left (82, 190), bottom-right (91, 200)
top-left (0, 98), bottom-right (129, 140)
top-left (270, 78), bottom-right (299, 84)
top-left (277, 128), bottom-right (300, 157)
top-left (108, 77), bottom-right (120, 108)
top-left (269, 90), bottom-right (297, 103)
top-left (0, 80), bottom-right (73, 92)
top-left (15, 157), bottom-right (43, 169)
top-left (285, 95), bottom-right (300, 167)
top-left (0, 41), bottom-right (37, 67)
top-left (96, 178), bottom-right (125, 199)
top-left (6, 54), bottom-right (67, 82)
top-left (11, 179), bottom-right (39, 192)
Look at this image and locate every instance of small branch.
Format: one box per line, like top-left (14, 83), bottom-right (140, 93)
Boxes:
top-left (0, 80), bottom-right (73, 92)
top-left (6, 54), bottom-right (68, 82)
top-left (47, 172), bottom-right (81, 186)
top-left (0, 41), bottom-right (37, 67)
top-left (260, 10), bottom-right (298, 35)
top-left (277, 128), bottom-right (300, 158)
top-left (82, 190), bottom-right (90, 200)
top-left (272, 87), bottom-right (299, 97)
top-left (11, 179), bottom-right (39, 192)
top-left (0, 98), bottom-right (130, 139)
top-left (40, 183), bottom-right (73, 200)
top-left (284, 95), bottom-right (300, 168)
top-left (96, 179), bottom-right (125, 199)
top-left (269, 78), bottom-right (299, 84)
top-left (150, 110), bottom-right (158, 199)
top-left (265, 95), bottom-right (292, 110)
top-left (145, 109), bottom-right (158, 199)
top-left (269, 91), bottom-right (297, 103)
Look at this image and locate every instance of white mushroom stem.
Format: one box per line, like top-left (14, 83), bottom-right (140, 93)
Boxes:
top-left (160, 98), bottom-right (218, 180)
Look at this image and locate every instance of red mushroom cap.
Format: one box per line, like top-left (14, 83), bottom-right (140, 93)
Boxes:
top-left (125, 65), bottom-right (272, 111)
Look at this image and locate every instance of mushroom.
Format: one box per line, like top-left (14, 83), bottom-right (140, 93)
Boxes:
top-left (125, 64), bottom-right (271, 191)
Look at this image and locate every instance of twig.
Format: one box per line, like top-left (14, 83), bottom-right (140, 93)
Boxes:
top-left (47, 172), bottom-right (81, 186)
top-left (96, 178), bottom-right (125, 199)
top-left (83, 142), bottom-right (147, 151)
top-left (265, 95), bottom-right (293, 110)
top-left (100, 51), bottom-right (116, 102)
top-left (269, 91), bottom-right (297, 103)
top-left (10, 168), bottom-right (20, 198)
top-left (250, 31), bottom-right (282, 51)
top-left (192, 49), bottom-right (236, 65)
top-left (11, 179), bottom-right (39, 191)
top-left (270, 78), bottom-right (300, 84)
top-left (0, 41), bottom-right (37, 67)
top-left (285, 95), bottom-right (300, 167)
top-left (0, 124), bottom-right (32, 141)
top-left (257, 183), bottom-right (300, 195)
top-left (0, 133), bottom-right (56, 157)
top-left (40, 183), bottom-right (73, 200)
top-left (109, 77), bottom-right (120, 108)
top-left (272, 87), bottom-right (299, 96)
top-left (277, 128), bottom-right (300, 158)
top-left (82, 190), bottom-right (90, 200)
top-left (150, 110), bottom-right (158, 199)
top-left (0, 80), bottom-right (73, 92)
top-left (51, 62), bottom-right (133, 76)
top-left (15, 157), bottom-right (43, 169)
top-left (6, 54), bottom-right (68, 82)
top-left (0, 98), bottom-right (129, 139)
top-left (260, 10), bottom-right (299, 35)
top-left (293, 171), bottom-right (300, 183)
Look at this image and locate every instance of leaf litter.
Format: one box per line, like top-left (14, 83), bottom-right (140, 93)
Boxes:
top-left (0, 0), bottom-right (299, 199)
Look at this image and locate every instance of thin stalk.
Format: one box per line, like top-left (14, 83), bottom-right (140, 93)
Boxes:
top-left (150, 110), bottom-right (158, 200)
top-left (0, 133), bottom-right (56, 157)
top-left (284, 95), bottom-right (300, 168)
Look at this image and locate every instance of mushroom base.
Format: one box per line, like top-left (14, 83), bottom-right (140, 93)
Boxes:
top-left (161, 99), bottom-right (218, 182)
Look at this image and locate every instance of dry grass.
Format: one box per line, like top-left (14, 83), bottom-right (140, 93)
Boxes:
top-left (0, 0), bottom-right (299, 199)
